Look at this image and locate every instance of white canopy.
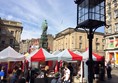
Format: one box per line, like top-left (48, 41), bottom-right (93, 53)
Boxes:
top-left (0, 46), bottom-right (25, 62)
top-left (55, 49), bottom-right (82, 61)
top-left (82, 50), bottom-right (103, 61)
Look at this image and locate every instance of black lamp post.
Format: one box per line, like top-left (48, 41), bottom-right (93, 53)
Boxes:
top-left (74, 0), bottom-right (106, 83)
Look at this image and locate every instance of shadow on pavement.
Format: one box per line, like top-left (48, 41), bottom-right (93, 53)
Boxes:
top-left (100, 68), bottom-right (118, 83)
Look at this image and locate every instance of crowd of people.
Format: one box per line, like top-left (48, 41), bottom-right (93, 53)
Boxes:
top-left (0, 60), bottom-right (113, 83)
top-left (0, 66), bottom-right (27, 83)
top-left (50, 63), bottom-right (74, 83)
top-left (28, 62), bottom-right (78, 83)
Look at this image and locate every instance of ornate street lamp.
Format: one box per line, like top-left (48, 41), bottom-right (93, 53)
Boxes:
top-left (74, 0), bottom-right (106, 83)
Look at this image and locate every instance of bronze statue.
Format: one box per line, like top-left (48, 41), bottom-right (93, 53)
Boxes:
top-left (42, 20), bottom-right (48, 35)
top-left (40, 20), bottom-right (48, 50)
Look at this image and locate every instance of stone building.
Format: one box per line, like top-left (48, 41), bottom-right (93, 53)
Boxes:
top-left (53, 28), bottom-right (105, 56)
top-left (19, 38), bottom-right (39, 54)
top-left (105, 0), bottom-right (118, 65)
top-left (47, 34), bottom-right (54, 52)
top-left (19, 39), bottom-right (31, 54)
top-left (0, 18), bottom-right (23, 52)
top-left (19, 34), bottom-right (54, 53)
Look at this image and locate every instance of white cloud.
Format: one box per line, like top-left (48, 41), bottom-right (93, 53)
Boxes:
top-left (6, 15), bottom-right (13, 20)
top-left (0, 0), bottom-right (104, 40)
top-left (21, 29), bottom-right (41, 40)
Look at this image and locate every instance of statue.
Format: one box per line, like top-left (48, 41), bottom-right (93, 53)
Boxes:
top-left (40, 20), bottom-right (50, 65)
top-left (42, 20), bottom-right (48, 35)
top-left (40, 20), bottom-right (48, 50)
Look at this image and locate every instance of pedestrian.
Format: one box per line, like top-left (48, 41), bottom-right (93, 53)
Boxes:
top-left (51, 72), bottom-right (61, 83)
top-left (25, 68), bottom-right (30, 83)
top-left (16, 67), bottom-right (22, 78)
top-left (18, 72), bottom-right (26, 83)
top-left (44, 65), bottom-right (49, 83)
top-left (94, 64), bottom-right (99, 80)
top-left (99, 65), bottom-right (105, 81)
top-left (0, 67), bottom-right (5, 83)
top-left (10, 69), bottom-right (17, 83)
top-left (62, 65), bottom-right (70, 83)
top-left (106, 61), bottom-right (112, 79)
top-left (68, 63), bottom-right (73, 83)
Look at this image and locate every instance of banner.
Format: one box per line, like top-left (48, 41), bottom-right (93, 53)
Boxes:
top-left (115, 53), bottom-right (118, 64)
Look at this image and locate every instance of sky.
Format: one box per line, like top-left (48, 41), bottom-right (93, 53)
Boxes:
top-left (0, 0), bottom-right (104, 40)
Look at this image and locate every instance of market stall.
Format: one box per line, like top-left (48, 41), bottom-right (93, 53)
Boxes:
top-left (0, 46), bottom-right (25, 62)
top-left (82, 49), bottom-right (103, 82)
top-left (26, 48), bottom-right (57, 62)
top-left (54, 49), bottom-right (83, 78)
top-left (25, 48), bottom-right (58, 83)
top-left (0, 46), bottom-right (25, 79)
top-left (55, 49), bottom-right (83, 61)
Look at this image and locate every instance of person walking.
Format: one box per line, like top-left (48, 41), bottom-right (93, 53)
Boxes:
top-left (106, 61), bottom-right (112, 79)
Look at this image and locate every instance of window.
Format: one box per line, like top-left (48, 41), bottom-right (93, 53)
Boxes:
top-left (96, 38), bottom-right (98, 42)
top-left (1, 29), bottom-right (6, 34)
top-left (109, 38), bottom-right (114, 48)
top-left (115, 23), bottom-right (118, 32)
top-left (108, 13), bottom-right (111, 20)
top-left (106, 3), bottom-right (111, 12)
top-left (10, 39), bottom-right (13, 44)
top-left (114, 9), bottom-right (118, 18)
top-left (79, 36), bottom-right (82, 40)
top-left (102, 45), bottom-right (104, 49)
top-left (96, 44), bottom-right (99, 51)
top-left (106, 13), bottom-right (111, 25)
top-left (112, 0), bottom-right (117, 3)
top-left (79, 43), bottom-right (82, 49)
top-left (115, 37), bottom-right (118, 47)
top-left (1, 40), bottom-right (5, 44)
top-left (102, 39), bottom-right (105, 43)
top-left (107, 26), bottom-right (112, 33)
top-left (11, 31), bottom-right (14, 35)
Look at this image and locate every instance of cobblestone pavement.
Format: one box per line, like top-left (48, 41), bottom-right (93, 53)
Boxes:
top-left (99, 67), bottom-right (118, 83)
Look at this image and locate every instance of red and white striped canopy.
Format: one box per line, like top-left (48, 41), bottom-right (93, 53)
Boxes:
top-left (82, 50), bottom-right (103, 61)
top-left (26, 48), bottom-right (57, 62)
top-left (56, 49), bottom-right (82, 61)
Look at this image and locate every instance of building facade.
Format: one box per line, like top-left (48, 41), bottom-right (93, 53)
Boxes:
top-left (53, 28), bottom-right (105, 56)
top-left (0, 18), bottom-right (23, 52)
top-left (47, 34), bottom-right (54, 52)
top-left (19, 34), bottom-right (54, 54)
top-left (20, 38), bottom-right (40, 54)
top-left (19, 39), bottom-right (31, 54)
top-left (105, 0), bottom-right (118, 65)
